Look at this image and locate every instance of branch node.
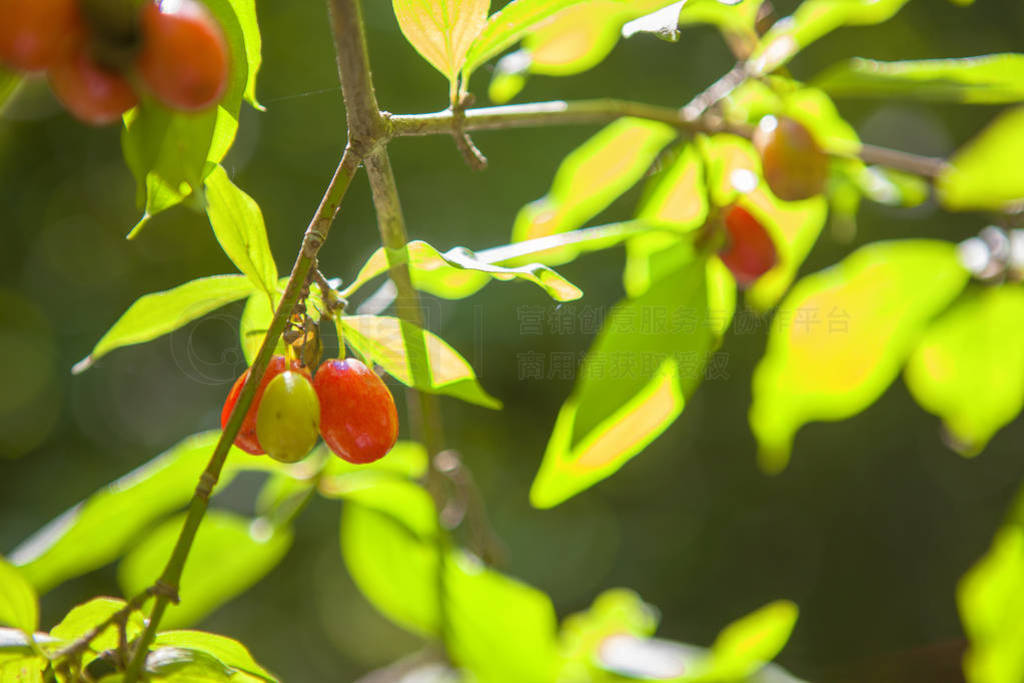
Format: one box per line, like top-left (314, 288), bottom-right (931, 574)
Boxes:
top-left (149, 580), bottom-right (180, 604)
top-left (195, 471), bottom-right (218, 501)
top-left (451, 94), bottom-right (488, 171)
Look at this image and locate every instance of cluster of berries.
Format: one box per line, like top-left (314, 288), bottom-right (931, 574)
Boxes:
top-left (0, 0), bottom-right (228, 124)
top-left (716, 115), bottom-right (830, 287)
top-left (222, 356), bottom-right (399, 466)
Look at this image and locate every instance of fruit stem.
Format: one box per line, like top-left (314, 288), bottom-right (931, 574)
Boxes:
top-left (122, 146), bottom-right (361, 683)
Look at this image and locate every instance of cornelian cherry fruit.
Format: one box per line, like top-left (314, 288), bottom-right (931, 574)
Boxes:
top-left (718, 204), bottom-right (777, 287)
top-left (314, 358), bottom-right (398, 465)
top-left (0, 0), bottom-right (81, 71)
top-left (753, 115), bottom-right (828, 202)
top-left (256, 371), bottom-right (321, 464)
top-left (137, 0), bottom-right (228, 111)
top-left (221, 355), bottom-right (309, 455)
top-left (48, 42), bottom-right (137, 125)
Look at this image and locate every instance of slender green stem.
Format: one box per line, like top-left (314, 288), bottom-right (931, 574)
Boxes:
top-left (387, 98), bottom-right (950, 179)
top-left (122, 148), bottom-right (360, 683)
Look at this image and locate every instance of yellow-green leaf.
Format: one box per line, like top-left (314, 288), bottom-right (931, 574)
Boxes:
top-left (340, 315), bottom-right (501, 409)
top-left (72, 275), bottom-right (254, 374)
top-left (750, 240), bottom-right (969, 472)
top-left (696, 600), bottom-right (799, 681)
top-left (0, 559), bottom-right (37, 634)
top-left (905, 285), bottom-right (1024, 456)
top-left (938, 105), bottom-right (1024, 211)
top-left (512, 118), bottom-right (676, 242)
top-left (393, 0), bottom-right (489, 90)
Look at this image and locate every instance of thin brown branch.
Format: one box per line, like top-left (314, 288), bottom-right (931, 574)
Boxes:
top-left (388, 98), bottom-right (949, 180)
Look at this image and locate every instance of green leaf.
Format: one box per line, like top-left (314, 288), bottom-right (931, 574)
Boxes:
top-left (321, 440), bottom-right (430, 480)
top-left (320, 472), bottom-right (437, 539)
top-left (341, 505), bottom-right (441, 637)
top-left (123, 0), bottom-right (263, 233)
top-left (204, 166), bottom-right (279, 298)
top-left (153, 631), bottom-right (276, 681)
top-left (559, 588), bottom-right (659, 681)
top-left (446, 550), bottom-right (559, 683)
top-left (938, 105), bottom-right (1024, 211)
top-left (749, 0), bottom-right (911, 75)
top-left (959, 514), bottom-right (1024, 683)
top-left (119, 511), bottom-right (292, 629)
top-left (0, 68), bottom-right (22, 114)
top-left (122, 103), bottom-right (218, 235)
top-left (531, 259), bottom-right (713, 508)
top-left (72, 275), bottom-right (254, 374)
top-left (512, 118), bottom-right (677, 242)
top-left (9, 432), bottom-right (278, 593)
top-left (464, 0), bottom-right (589, 78)
top-left (392, 0), bottom-right (489, 93)
top-left (0, 657), bottom-right (45, 683)
top-left (340, 315), bottom-right (501, 409)
top-left (50, 598), bottom-right (146, 654)
top-left (694, 600), bottom-right (799, 681)
top-left (905, 285), bottom-right (1024, 456)
top-left (145, 647), bottom-right (233, 681)
top-left (750, 240), bottom-right (969, 473)
top-left (0, 559), bottom-right (37, 633)
top-left (342, 240), bottom-right (582, 301)
top-left (815, 54), bottom-right (1024, 104)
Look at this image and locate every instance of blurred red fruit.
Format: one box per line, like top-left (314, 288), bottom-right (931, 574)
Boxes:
top-left (753, 115), bottom-right (828, 202)
top-left (221, 355), bottom-right (310, 455)
top-left (0, 0), bottom-right (80, 71)
top-left (718, 204), bottom-right (777, 287)
top-left (48, 42), bottom-right (137, 125)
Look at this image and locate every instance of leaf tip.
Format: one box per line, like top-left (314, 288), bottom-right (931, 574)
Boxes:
top-left (71, 356), bottom-right (94, 375)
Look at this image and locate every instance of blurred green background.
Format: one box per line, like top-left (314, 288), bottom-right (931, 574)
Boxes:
top-left (2, 1), bottom-right (1023, 680)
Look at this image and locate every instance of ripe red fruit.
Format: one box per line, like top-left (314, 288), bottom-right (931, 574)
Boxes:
top-left (0, 0), bottom-right (80, 71)
top-left (48, 43), bottom-right (137, 125)
top-left (753, 115), bottom-right (828, 202)
top-left (314, 358), bottom-right (398, 465)
top-left (137, 0), bottom-right (229, 111)
top-left (718, 204), bottom-right (777, 287)
top-left (221, 355), bottom-right (310, 455)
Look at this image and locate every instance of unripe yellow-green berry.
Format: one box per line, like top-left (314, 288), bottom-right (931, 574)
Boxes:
top-left (255, 370), bottom-right (320, 463)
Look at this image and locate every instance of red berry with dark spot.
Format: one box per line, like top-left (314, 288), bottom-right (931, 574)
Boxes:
top-left (753, 115), bottom-right (828, 202)
top-left (0, 0), bottom-right (81, 71)
top-left (48, 42), bottom-right (137, 125)
top-left (137, 0), bottom-right (228, 111)
top-left (314, 358), bottom-right (398, 465)
top-left (718, 204), bottom-right (777, 287)
top-left (221, 355), bottom-right (310, 455)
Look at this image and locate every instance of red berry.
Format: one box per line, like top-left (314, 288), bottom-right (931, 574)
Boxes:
top-left (314, 358), bottom-right (398, 465)
top-left (718, 204), bottom-right (777, 287)
top-left (0, 0), bottom-right (81, 71)
top-left (753, 115), bottom-right (828, 202)
top-left (137, 0), bottom-right (228, 111)
top-left (221, 355), bottom-right (309, 455)
top-left (48, 42), bottom-right (137, 125)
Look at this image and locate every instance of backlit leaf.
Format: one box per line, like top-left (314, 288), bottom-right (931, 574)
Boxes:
top-left (50, 598), bottom-right (147, 655)
top-left (815, 54), bottom-right (1024, 104)
top-left (938, 105), bottom-right (1024, 211)
top-left (393, 0), bottom-right (489, 91)
top-left (531, 259), bottom-right (712, 508)
top-left (905, 285), bottom-right (1024, 456)
top-left (0, 68), bottom-right (22, 113)
top-left (342, 240), bottom-right (581, 302)
top-left (119, 511), bottom-right (292, 628)
top-left (0, 559), bottom-right (37, 633)
top-left (750, 240), bottom-right (969, 472)
top-left (696, 600), bottom-right (799, 681)
top-left (8, 432), bottom-right (279, 593)
top-left (153, 631), bottom-right (276, 681)
top-left (205, 166), bottom-right (279, 298)
top-left (512, 118), bottom-right (676, 242)
top-left (749, 0), bottom-right (911, 75)
top-left (340, 315), bottom-right (501, 409)
top-left (145, 646), bottom-right (232, 681)
top-left (959, 502), bottom-right (1024, 683)
top-left (72, 275), bottom-right (254, 374)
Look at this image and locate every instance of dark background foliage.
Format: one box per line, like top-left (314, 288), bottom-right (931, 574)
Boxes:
top-left (2, 1), bottom-right (1023, 680)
